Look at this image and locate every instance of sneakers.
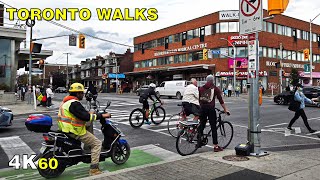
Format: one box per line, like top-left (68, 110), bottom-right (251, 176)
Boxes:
top-left (287, 127), bottom-right (293, 130)
top-left (89, 168), bottom-right (103, 176)
top-left (144, 120), bottom-right (151, 125)
top-left (213, 146), bottom-right (223, 152)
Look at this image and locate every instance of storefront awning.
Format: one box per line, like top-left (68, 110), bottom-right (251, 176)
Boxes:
top-left (299, 71), bottom-right (320, 78)
top-left (108, 73), bottom-right (125, 79)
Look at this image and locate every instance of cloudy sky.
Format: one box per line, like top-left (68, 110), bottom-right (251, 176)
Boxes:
top-left (2, 0), bottom-right (320, 66)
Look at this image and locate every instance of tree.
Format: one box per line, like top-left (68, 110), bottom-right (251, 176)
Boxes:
top-left (51, 72), bottom-right (66, 88)
top-left (290, 68), bottom-right (299, 86)
top-left (17, 74), bottom-right (41, 86)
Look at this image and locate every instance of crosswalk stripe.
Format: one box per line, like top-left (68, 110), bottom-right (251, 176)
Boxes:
top-left (0, 136), bottom-right (35, 161)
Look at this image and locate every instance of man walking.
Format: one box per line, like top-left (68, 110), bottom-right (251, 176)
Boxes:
top-left (46, 85), bottom-right (54, 108)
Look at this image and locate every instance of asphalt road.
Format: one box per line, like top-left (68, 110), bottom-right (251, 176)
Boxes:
top-left (0, 93), bottom-right (320, 170)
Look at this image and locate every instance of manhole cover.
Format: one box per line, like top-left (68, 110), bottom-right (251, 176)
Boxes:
top-left (222, 155), bottom-right (250, 161)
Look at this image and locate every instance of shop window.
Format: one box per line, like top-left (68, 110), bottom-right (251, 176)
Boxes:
top-left (220, 22), bottom-right (228, 32)
top-left (205, 25), bottom-right (212, 36)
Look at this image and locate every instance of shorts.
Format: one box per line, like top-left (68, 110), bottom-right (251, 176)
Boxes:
top-left (139, 97), bottom-right (149, 110)
top-left (182, 102), bottom-right (200, 116)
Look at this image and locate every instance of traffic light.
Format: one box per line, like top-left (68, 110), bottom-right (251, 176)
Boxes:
top-left (39, 59), bottom-right (44, 69)
top-left (303, 49), bottom-right (310, 60)
top-left (282, 70), bottom-right (286, 77)
top-left (203, 48), bottom-right (208, 60)
top-left (78, 34), bottom-right (85, 49)
top-left (268, 0), bottom-right (290, 16)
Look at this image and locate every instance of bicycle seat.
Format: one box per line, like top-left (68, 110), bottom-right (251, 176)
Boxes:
top-left (177, 104), bottom-right (182, 106)
top-left (179, 121), bottom-right (199, 126)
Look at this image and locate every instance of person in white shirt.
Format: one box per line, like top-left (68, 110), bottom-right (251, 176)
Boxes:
top-left (227, 84), bottom-right (233, 97)
top-left (46, 85), bottom-right (54, 108)
top-left (182, 78), bottom-right (200, 121)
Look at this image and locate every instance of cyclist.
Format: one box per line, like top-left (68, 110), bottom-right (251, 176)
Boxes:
top-left (198, 74), bottom-right (230, 152)
top-left (85, 83), bottom-right (98, 107)
top-left (182, 78), bottom-right (200, 121)
top-left (139, 83), bottom-right (163, 124)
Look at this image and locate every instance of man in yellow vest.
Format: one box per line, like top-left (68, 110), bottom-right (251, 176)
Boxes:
top-left (57, 83), bottom-right (110, 176)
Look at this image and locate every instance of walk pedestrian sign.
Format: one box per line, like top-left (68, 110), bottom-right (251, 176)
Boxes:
top-left (304, 64), bottom-right (310, 73)
top-left (239, 0), bottom-right (263, 35)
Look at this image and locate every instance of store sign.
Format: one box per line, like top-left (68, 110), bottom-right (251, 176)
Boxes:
top-left (219, 10), bottom-right (239, 20)
top-left (266, 61), bottom-right (315, 69)
top-left (215, 71), bottom-right (267, 77)
top-left (227, 36), bottom-right (248, 47)
top-left (154, 43), bottom-right (207, 56)
top-left (228, 58), bottom-right (248, 69)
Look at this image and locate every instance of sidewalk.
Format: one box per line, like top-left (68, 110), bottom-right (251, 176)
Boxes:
top-left (2, 100), bottom-right (61, 116)
top-left (81, 148), bottom-right (320, 180)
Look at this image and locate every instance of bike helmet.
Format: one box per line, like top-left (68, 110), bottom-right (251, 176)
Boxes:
top-left (149, 83), bottom-right (156, 88)
top-left (69, 83), bottom-right (85, 92)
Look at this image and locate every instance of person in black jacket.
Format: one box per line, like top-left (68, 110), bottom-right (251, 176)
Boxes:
top-left (139, 83), bottom-right (163, 124)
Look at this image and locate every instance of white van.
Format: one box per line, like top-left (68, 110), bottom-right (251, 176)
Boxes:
top-left (155, 80), bottom-right (190, 99)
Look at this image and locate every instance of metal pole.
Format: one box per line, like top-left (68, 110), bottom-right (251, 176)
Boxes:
top-left (115, 58), bottom-right (118, 94)
top-left (28, 26), bottom-right (33, 104)
top-left (310, 19), bottom-right (313, 86)
top-left (64, 53), bottom-right (70, 88)
top-left (280, 43), bottom-right (283, 93)
top-left (43, 63), bottom-right (45, 86)
top-left (233, 45), bottom-right (236, 96)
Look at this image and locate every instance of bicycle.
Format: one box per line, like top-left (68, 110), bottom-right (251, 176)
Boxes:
top-left (175, 108), bottom-right (233, 156)
top-left (129, 101), bottom-right (166, 128)
top-left (85, 94), bottom-right (100, 112)
top-left (167, 104), bottom-right (195, 138)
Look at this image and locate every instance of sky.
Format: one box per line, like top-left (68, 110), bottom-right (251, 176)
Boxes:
top-left (2, 0), bottom-right (320, 68)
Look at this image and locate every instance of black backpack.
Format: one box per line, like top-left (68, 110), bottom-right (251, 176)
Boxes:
top-left (200, 88), bottom-right (213, 103)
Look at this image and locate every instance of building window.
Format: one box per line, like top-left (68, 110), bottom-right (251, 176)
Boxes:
top-left (273, 48), bottom-right (277, 59)
top-left (297, 52), bottom-right (302, 61)
top-left (168, 35), bottom-right (173, 43)
top-left (220, 22), bottom-right (228, 32)
top-left (151, 40), bottom-right (157, 48)
top-left (277, 24), bottom-right (282, 35)
top-left (263, 47), bottom-right (267, 57)
top-left (313, 33), bottom-right (317, 42)
top-left (205, 25), bottom-right (212, 36)
top-left (193, 52), bottom-right (200, 61)
top-left (267, 22), bottom-right (273, 33)
top-left (277, 49), bottom-right (282, 59)
top-left (268, 48), bottom-right (273, 58)
top-left (193, 28), bottom-right (199, 38)
top-left (291, 51), bottom-right (296, 60)
top-left (187, 30), bottom-right (193, 40)
top-left (286, 27), bottom-right (292, 37)
top-left (236, 47), bottom-right (247, 57)
top-left (297, 29), bottom-right (301, 39)
top-left (157, 38), bottom-right (164, 46)
top-left (169, 56), bottom-right (174, 64)
top-left (182, 32), bottom-right (187, 45)
top-left (188, 53), bottom-right (193, 62)
top-left (215, 23), bottom-right (220, 33)
top-left (134, 45), bottom-right (138, 52)
top-left (283, 50), bottom-right (287, 59)
top-left (259, 47), bottom-right (263, 57)
top-left (200, 27), bottom-right (205, 42)
top-left (263, 21), bottom-right (267, 31)
top-left (174, 33), bottom-right (182, 42)
top-left (229, 22), bottom-right (238, 32)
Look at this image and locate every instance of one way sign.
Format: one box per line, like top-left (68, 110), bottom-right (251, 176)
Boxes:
top-left (239, 0), bottom-right (263, 35)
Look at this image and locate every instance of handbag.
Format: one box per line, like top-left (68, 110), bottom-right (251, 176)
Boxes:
top-left (37, 94), bottom-right (43, 102)
top-left (288, 99), bottom-right (301, 112)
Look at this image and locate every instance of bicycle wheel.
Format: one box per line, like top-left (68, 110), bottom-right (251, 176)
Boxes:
top-left (94, 100), bottom-right (100, 112)
top-left (151, 106), bottom-right (166, 125)
top-left (176, 128), bottom-right (198, 156)
top-left (86, 101), bottom-right (91, 111)
top-left (217, 121), bottom-right (234, 149)
top-left (129, 108), bottom-right (144, 128)
top-left (167, 114), bottom-right (183, 138)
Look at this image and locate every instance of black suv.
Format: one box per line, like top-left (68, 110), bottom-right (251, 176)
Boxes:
top-left (274, 86), bottom-right (320, 105)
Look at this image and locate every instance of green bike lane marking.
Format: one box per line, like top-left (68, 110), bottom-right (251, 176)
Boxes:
top-left (0, 150), bottom-right (162, 180)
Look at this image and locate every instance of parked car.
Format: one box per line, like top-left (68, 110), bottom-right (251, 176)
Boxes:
top-left (0, 107), bottom-right (13, 127)
top-left (274, 86), bottom-right (320, 106)
top-left (136, 85), bottom-right (149, 96)
top-left (55, 87), bottom-right (67, 93)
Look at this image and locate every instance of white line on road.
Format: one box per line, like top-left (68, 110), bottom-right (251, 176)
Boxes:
top-left (264, 123), bottom-right (288, 128)
top-left (0, 136), bottom-right (35, 162)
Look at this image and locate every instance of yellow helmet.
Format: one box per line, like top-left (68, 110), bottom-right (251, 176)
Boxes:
top-left (69, 83), bottom-right (84, 92)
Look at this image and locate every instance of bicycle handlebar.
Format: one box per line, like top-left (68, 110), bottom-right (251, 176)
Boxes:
top-left (215, 108), bottom-right (230, 115)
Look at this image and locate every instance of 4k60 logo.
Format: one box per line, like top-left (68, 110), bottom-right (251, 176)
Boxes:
top-left (8, 155), bottom-right (58, 170)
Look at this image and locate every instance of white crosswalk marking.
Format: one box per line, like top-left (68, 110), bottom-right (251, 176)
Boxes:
top-left (0, 136), bottom-right (35, 161)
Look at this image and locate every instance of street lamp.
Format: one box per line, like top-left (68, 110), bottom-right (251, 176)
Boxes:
top-left (310, 13), bottom-right (320, 86)
top-left (220, 38), bottom-right (236, 95)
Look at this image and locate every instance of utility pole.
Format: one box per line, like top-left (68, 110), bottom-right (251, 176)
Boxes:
top-left (26, 18), bottom-right (35, 104)
top-left (64, 53), bottom-right (71, 88)
top-left (115, 57), bottom-right (118, 94)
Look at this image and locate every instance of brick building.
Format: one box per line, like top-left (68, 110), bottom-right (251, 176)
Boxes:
top-left (130, 10), bottom-right (320, 94)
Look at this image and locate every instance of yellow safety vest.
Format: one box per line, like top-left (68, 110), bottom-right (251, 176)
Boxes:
top-left (57, 99), bottom-right (97, 136)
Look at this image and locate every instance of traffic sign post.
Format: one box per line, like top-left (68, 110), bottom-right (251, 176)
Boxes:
top-left (240, 0), bottom-right (268, 157)
top-left (239, 0), bottom-right (263, 35)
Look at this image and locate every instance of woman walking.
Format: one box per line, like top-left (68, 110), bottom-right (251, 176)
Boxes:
top-left (287, 83), bottom-right (317, 133)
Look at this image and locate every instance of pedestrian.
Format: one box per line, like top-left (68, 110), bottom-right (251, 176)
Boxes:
top-left (287, 83), bottom-right (317, 133)
top-left (235, 85), bottom-right (240, 97)
top-left (227, 83), bottom-right (232, 97)
top-left (20, 85), bottom-right (26, 101)
top-left (198, 75), bottom-right (230, 152)
top-left (46, 85), bottom-right (54, 108)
